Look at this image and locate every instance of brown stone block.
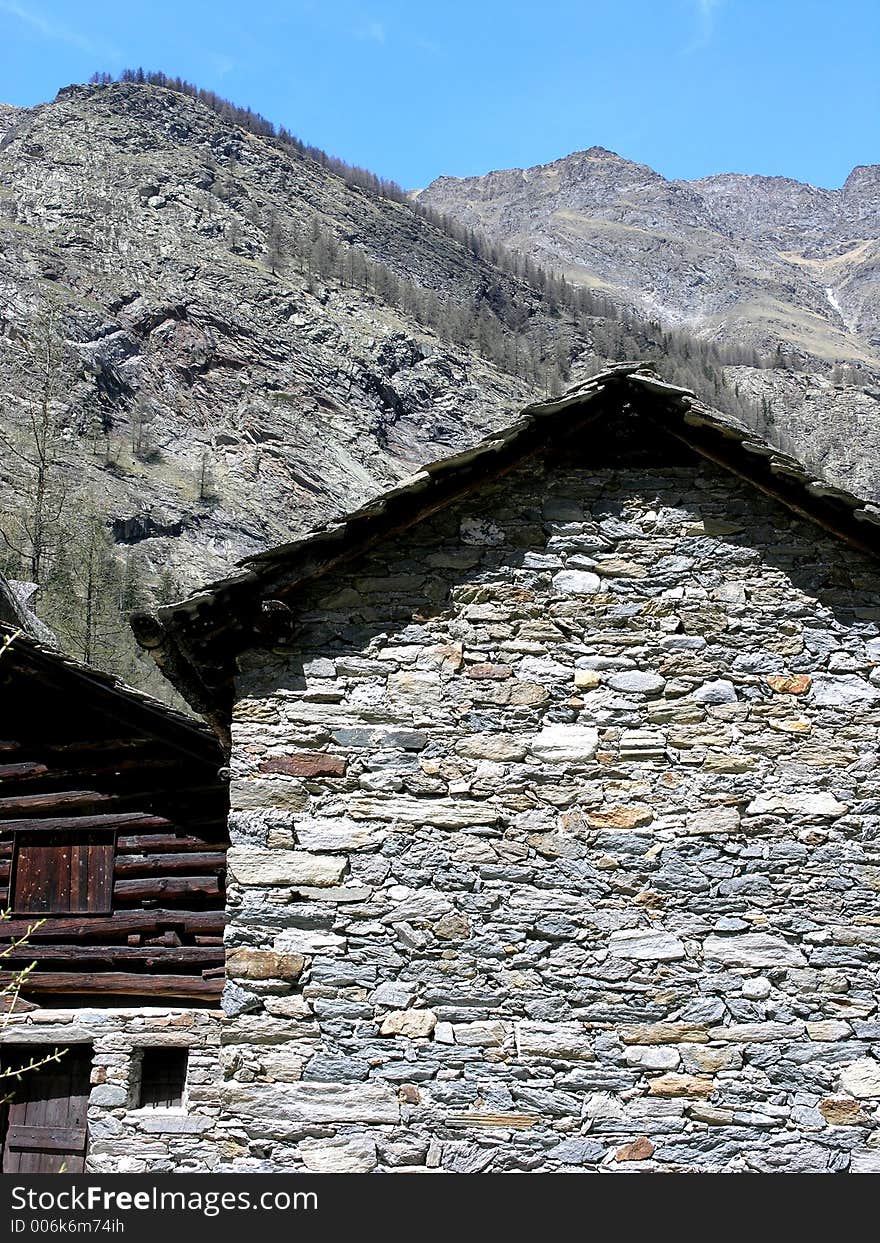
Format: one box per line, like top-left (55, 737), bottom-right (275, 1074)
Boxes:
top-left (766, 674), bottom-right (812, 695)
top-left (616, 1136), bottom-right (654, 1162)
top-left (435, 912), bottom-right (471, 940)
top-left (260, 752), bottom-right (347, 777)
top-left (819, 1097), bottom-right (868, 1126)
top-left (595, 558), bottom-right (647, 578)
top-left (647, 1073), bottom-right (714, 1098)
top-left (447, 1112), bottom-right (538, 1129)
top-left (466, 663), bottom-right (513, 680)
top-left (587, 804), bottom-right (653, 830)
top-left (478, 680), bottom-right (550, 706)
top-left (620, 1022), bottom-right (710, 1044)
top-left (227, 948), bottom-right (305, 982)
top-left (380, 1009), bottom-right (437, 1038)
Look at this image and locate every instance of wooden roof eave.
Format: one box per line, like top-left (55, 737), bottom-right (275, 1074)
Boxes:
top-left (1, 625), bottom-right (222, 767)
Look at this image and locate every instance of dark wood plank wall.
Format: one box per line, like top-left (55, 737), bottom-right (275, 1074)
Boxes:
top-left (0, 660), bottom-right (228, 1002)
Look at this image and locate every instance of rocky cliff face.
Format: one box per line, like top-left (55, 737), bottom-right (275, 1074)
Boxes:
top-left (0, 82), bottom-right (549, 600)
top-left (417, 148), bottom-right (880, 367)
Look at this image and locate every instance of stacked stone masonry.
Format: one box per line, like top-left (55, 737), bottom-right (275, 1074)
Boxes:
top-left (221, 443), bottom-right (880, 1174)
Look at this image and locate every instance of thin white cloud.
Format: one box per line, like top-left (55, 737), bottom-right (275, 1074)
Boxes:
top-left (291, 5), bottom-right (389, 49)
top-left (353, 20), bottom-right (386, 45)
top-left (206, 52), bottom-right (236, 79)
top-left (0, 0), bottom-right (120, 59)
top-left (684, 0), bottom-right (724, 53)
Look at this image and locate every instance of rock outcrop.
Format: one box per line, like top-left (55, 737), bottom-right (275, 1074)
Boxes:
top-left (0, 81), bottom-right (544, 599)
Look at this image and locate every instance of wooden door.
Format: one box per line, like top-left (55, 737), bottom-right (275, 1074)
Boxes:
top-left (1, 1046), bottom-right (91, 1173)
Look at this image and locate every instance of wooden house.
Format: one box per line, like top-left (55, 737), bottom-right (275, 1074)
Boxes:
top-left (0, 608), bottom-right (228, 1172)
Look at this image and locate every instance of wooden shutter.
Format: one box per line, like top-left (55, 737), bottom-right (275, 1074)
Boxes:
top-left (12, 831), bottom-right (115, 915)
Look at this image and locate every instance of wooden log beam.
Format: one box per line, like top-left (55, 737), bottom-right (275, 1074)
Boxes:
top-left (0, 836), bottom-right (229, 861)
top-left (113, 852), bottom-right (227, 876)
top-left (5, 971), bottom-right (222, 999)
top-left (0, 790), bottom-right (112, 816)
top-left (0, 945), bottom-right (222, 965)
top-left (41, 739), bottom-right (160, 755)
top-left (0, 787), bottom-right (225, 818)
top-left (115, 833), bottom-right (228, 853)
top-left (0, 812), bottom-right (174, 834)
top-left (0, 910), bottom-right (225, 939)
top-left (0, 762), bottom-right (49, 781)
top-left (0, 758), bottom-right (184, 787)
top-left (113, 875), bottom-right (222, 902)
top-left (0, 846), bottom-right (227, 870)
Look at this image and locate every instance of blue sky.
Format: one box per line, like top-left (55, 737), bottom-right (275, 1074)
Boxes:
top-left (1, 0), bottom-right (877, 189)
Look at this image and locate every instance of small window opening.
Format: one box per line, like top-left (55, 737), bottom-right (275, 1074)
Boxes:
top-left (138, 1048), bottom-right (188, 1109)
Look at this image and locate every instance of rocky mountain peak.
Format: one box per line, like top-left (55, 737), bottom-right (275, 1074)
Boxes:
top-left (418, 147), bottom-right (880, 365)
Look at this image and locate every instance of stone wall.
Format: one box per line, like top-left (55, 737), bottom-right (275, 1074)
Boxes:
top-left (1, 1007), bottom-right (224, 1171)
top-left (223, 444), bottom-right (880, 1173)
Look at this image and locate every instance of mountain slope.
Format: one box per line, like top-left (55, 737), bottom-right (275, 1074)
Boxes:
top-left (0, 81), bottom-right (540, 568)
top-left (416, 147), bottom-right (880, 369)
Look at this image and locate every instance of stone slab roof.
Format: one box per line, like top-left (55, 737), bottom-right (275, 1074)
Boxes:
top-left (130, 363), bottom-right (880, 733)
